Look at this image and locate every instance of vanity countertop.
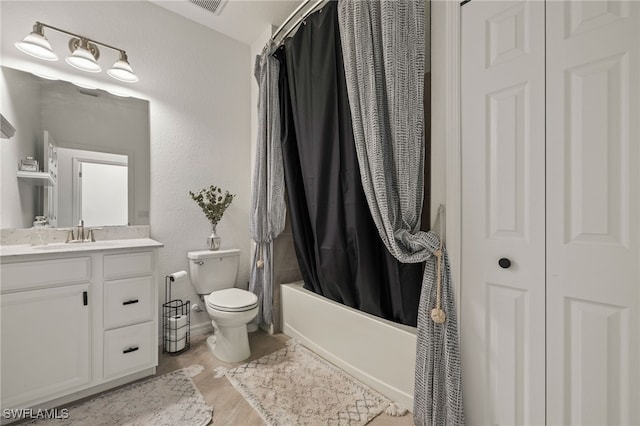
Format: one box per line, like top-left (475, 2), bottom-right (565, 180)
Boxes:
top-left (0, 238), bottom-right (163, 260)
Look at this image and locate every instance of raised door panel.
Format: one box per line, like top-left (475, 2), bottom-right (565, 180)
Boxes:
top-left (546, 1), bottom-right (640, 424)
top-left (0, 283), bottom-right (91, 408)
top-left (461, 1), bottom-right (546, 424)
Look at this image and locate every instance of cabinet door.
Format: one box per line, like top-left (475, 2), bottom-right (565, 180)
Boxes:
top-left (546, 2), bottom-right (640, 424)
top-left (461, 1), bottom-right (546, 424)
top-left (1, 283), bottom-right (91, 408)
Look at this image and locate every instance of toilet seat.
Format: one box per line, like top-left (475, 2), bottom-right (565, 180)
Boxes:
top-left (206, 288), bottom-right (258, 313)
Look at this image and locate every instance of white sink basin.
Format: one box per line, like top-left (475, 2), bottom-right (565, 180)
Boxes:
top-left (33, 241), bottom-right (115, 250)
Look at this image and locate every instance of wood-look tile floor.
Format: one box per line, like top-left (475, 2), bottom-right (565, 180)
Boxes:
top-left (156, 331), bottom-right (414, 426)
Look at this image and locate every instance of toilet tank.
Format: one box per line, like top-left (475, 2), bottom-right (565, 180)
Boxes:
top-left (187, 249), bottom-right (240, 295)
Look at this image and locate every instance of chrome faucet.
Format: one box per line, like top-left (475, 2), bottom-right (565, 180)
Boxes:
top-left (64, 220), bottom-right (97, 243)
top-left (64, 220), bottom-right (101, 243)
top-left (78, 220), bottom-right (85, 241)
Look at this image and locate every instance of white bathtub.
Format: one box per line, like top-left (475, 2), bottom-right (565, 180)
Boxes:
top-left (281, 282), bottom-right (417, 410)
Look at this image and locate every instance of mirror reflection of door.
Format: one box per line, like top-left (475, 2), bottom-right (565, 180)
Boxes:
top-left (44, 131), bottom-right (59, 227)
top-left (72, 156), bottom-right (128, 227)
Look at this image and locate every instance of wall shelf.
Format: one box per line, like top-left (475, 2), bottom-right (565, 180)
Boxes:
top-left (17, 171), bottom-right (55, 186)
top-left (1, 113), bottom-right (16, 139)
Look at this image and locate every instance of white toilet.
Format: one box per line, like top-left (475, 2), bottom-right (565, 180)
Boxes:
top-left (188, 248), bottom-right (258, 363)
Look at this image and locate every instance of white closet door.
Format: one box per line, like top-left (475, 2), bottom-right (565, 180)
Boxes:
top-left (461, 1), bottom-right (546, 424)
top-left (546, 2), bottom-right (640, 425)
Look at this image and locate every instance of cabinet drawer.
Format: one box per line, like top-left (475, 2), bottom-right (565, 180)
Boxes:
top-left (1, 257), bottom-right (91, 293)
top-left (104, 252), bottom-right (153, 280)
top-left (104, 322), bottom-right (155, 379)
top-left (104, 276), bottom-right (153, 329)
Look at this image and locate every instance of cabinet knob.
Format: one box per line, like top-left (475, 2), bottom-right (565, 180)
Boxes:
top-left (498, 258), bottom-right (512, 269)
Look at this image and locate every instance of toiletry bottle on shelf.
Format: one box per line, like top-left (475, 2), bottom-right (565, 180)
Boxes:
top-left (30, 216), bottom-right (48, 246)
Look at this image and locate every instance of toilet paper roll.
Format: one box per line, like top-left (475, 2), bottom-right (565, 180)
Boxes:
top-left (166, 316), bottom-right (188, 339)
top-left (165, 315), bottom-right (188, 353)
top-left (165, 336), bottom-right (186, 353)
top-left (166, 314), bottom-right (188, 335)
top-left (169, 270), bottom-right (188, 283)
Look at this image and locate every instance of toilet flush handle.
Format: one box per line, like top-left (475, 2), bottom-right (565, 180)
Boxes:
top-left (194, 260), bottom-right (204, 266)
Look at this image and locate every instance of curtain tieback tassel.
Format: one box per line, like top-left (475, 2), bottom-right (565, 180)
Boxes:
top-left (430, 242), bottom-right (446, 324)
top-left (256, 244), bottom-right (265, 269)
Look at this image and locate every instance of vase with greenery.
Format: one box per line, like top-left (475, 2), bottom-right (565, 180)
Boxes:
top-left (189, 185), bottom-right (235, 250)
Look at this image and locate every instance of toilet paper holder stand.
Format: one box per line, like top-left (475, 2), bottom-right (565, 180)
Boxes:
top-left (162, 273), bottom-right (191, 355)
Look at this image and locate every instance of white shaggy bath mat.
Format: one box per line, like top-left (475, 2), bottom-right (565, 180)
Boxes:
top-left (27, 366), bottom-right (212, 426)
top-left (225, 340), bottom-right (406, 425)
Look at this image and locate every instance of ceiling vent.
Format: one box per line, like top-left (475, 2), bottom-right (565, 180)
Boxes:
top-left (188, 0), bottom-right (229, 16)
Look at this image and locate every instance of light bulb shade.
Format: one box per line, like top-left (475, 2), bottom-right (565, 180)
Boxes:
top-left (15, 32), bottom-right (58, 61)
top-left (107, 57), bottom-right (138, 83)
top-left (66, 45), bottom-right (101, 73)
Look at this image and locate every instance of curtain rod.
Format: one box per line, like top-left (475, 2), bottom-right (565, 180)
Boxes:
top-left (270, 0), bottom-right (328, 49)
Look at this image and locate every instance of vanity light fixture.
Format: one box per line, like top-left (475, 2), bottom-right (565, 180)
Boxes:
top-left (15, 23), bottom-right (58, 61)
top-left (15, 21), bottom-right (139, 83)
top-left (106, 52), bottom-right (138, 83)
top-left (65, 38), bottom-right (102, 73)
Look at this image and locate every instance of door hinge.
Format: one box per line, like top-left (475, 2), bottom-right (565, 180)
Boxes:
top-left (83, 291), bottom-right (88, 306)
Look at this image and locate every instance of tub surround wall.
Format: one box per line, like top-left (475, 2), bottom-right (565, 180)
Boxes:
top-left (271, 213), bottom-right (302, 332)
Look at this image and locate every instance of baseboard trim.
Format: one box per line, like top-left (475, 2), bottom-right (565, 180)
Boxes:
top-left (190, 321), bottom-right (213, 337)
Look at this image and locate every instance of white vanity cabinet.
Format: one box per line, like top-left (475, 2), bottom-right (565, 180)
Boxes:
top-left (1, 283), bottom-right (91, 409)
top-left (0, 240), bottom-right (162, 413)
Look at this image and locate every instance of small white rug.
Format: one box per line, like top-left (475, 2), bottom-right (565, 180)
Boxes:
top-left (28, 366), bottom-right (212, 426)
top-left (225, 341), bottom-right (405, 425)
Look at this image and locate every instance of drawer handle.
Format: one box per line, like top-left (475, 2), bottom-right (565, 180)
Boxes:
top-left (122, 299), bottom-right (139, 306)
top-left (123, 346), bottom-right (139, 354)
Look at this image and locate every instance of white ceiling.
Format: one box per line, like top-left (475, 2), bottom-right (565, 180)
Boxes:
top-left (149, 0), bottom-right (302, 45)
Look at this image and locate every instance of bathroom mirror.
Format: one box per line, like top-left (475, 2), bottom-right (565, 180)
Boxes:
top-left (0, 66), bottom-right (150, 229)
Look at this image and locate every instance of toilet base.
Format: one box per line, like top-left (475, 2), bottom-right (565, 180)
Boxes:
top-left (206, 323), bottom-right (251, 363)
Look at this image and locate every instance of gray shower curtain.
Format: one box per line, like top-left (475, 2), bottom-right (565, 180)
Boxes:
top-left (248, 45), bottom-right (286, 326)
top-left (274, 1), bottom-right (423, 326)
top-left (337, 0), bottom-right (464, 424)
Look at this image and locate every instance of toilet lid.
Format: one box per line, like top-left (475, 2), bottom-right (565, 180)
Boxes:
top-left (207, 288), bottom-right (258, 312)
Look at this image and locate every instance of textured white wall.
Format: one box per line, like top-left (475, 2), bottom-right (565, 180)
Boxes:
top-left (1, 1), bottom-right (251, 332)
top-left (0, 67), bottom-right (41, 228)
